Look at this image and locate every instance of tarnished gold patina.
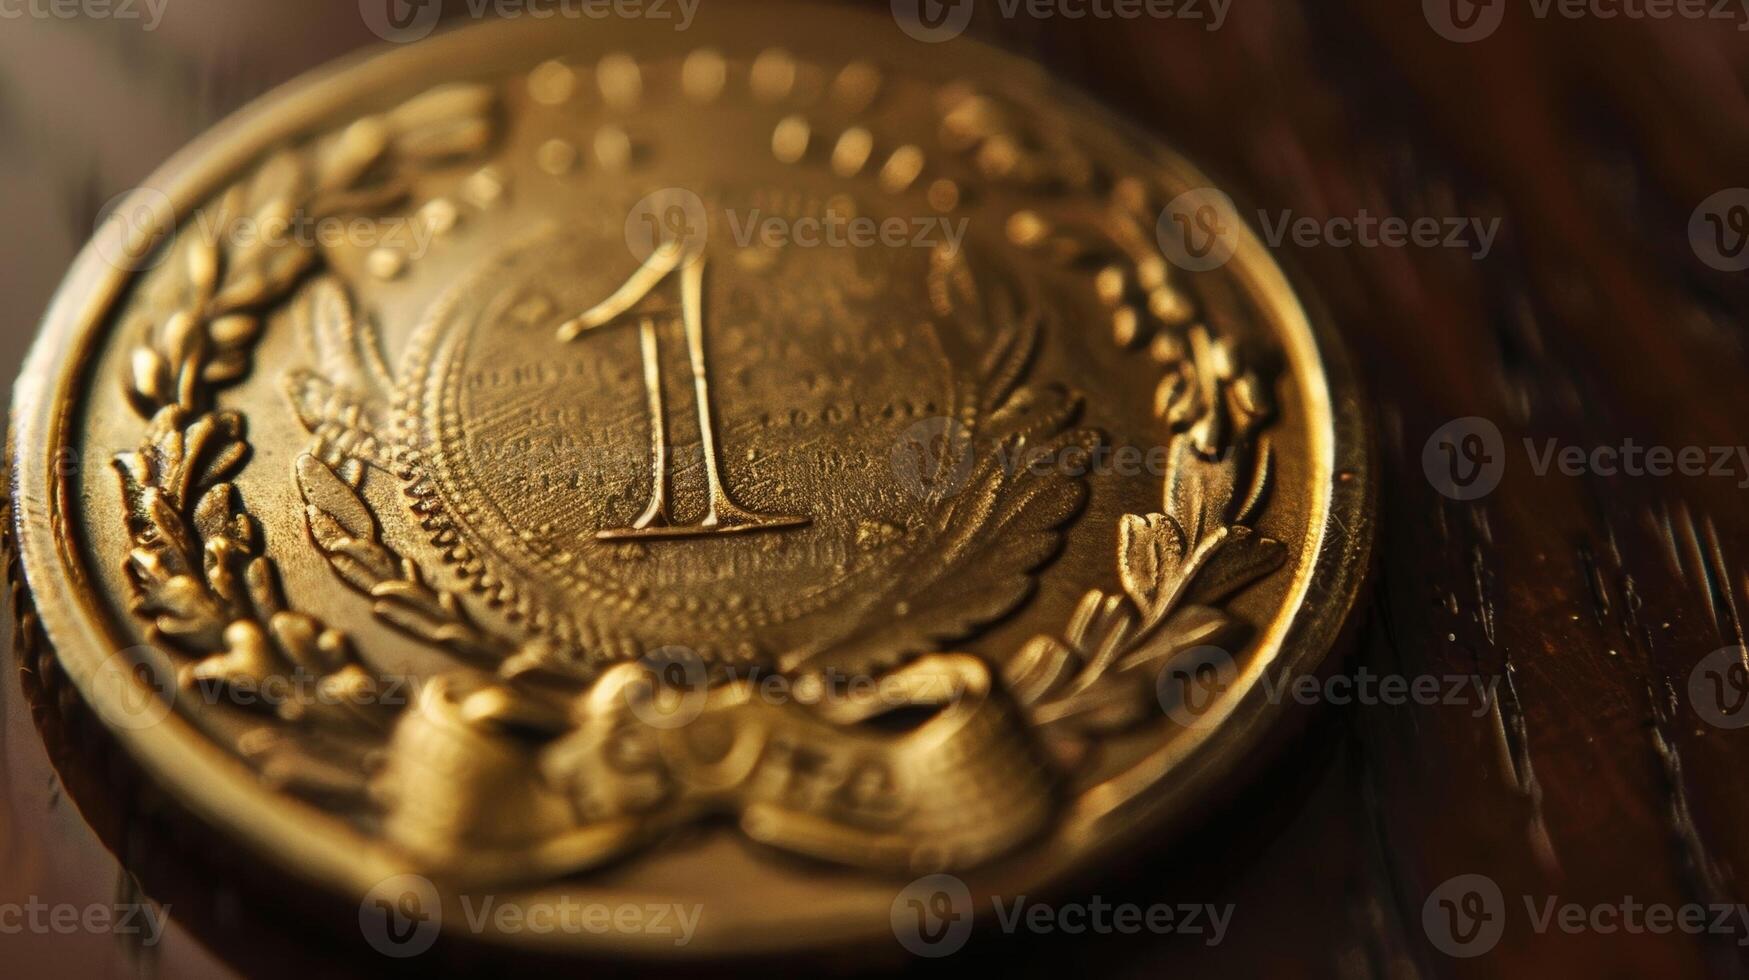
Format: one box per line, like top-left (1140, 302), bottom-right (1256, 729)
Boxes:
top-left (10, 4), bottom-right (1371, 956)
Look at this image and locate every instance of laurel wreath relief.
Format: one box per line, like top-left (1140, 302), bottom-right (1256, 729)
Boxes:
top-left (1006, 327), bottom-right (1282, 744)
top-left (85, 54), bottom-right (1300, 884)
top-left (917, 84), bottom-right (1288, 752)
top-left (112, 84), bottom-right (499, 732)
top-left (287, 278), bottom-right (508, 667)
top-left (108, 71), bottom-right (1283, 863)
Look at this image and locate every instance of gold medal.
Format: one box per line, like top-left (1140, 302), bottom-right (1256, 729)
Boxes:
top-left (10, 4), bottom-right (1371, 957)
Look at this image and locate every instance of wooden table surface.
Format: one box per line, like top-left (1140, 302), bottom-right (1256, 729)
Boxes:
top-left (3, 1), bottom-right (1749, 976)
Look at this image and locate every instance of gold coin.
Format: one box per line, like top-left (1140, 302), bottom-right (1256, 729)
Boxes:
top-left (9, 5), bottom-right (1371, 958)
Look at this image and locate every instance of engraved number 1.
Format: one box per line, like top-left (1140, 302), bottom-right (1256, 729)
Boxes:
top-left (557, 241), bottom-right (809, 541)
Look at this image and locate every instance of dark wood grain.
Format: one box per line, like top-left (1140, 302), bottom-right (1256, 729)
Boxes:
top-left (4, 1), bottom-right (1749, 976)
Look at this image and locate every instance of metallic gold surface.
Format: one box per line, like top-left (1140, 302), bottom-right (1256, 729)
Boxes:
top-left (9, 3), bottom-right (1372, 956)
